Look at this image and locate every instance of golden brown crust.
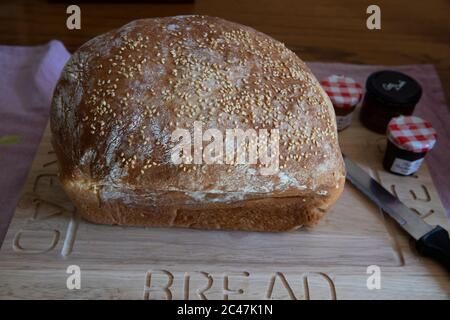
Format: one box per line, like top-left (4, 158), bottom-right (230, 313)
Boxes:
top-left (63, 175), bottom-right (344, 232)
top-left (50, 15), bottom-right (345, 232)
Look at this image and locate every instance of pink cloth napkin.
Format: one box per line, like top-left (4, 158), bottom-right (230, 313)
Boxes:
top-left (0, 41), bottom-right (70, 246)
top-left (0, 41), bottom-right (449, 247)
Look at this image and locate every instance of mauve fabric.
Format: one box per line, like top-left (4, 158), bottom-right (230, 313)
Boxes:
top-left (0, 41), bottom-right (448, 248)
top-left (0, 41), bottom-right (70, 247)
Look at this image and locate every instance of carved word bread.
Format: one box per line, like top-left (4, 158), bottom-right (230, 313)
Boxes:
top-left (50, 15), bottom-right (345, 231)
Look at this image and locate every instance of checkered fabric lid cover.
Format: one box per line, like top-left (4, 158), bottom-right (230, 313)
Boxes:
top-left (320, 75), bottom-right (362, 108)
top-left (387, 116), bottom-right (437, 153)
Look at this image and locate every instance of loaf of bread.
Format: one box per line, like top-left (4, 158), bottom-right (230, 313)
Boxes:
top-left (50, 15), bottom-right (345, 232)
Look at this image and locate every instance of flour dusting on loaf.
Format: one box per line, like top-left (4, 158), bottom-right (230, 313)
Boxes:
top-left (51, 15), bottom-right (345, 231)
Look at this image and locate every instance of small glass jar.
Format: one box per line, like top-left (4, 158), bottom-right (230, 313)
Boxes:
top-left (383, 116), bottom-right (437, 176)
top-left (360, 70), bottom-right (422, 134)
top-left (320, 75), bottom-right (362, 131)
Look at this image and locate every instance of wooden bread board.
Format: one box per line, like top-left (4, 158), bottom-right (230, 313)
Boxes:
top-left (0, 107), bottom-right (449, 300)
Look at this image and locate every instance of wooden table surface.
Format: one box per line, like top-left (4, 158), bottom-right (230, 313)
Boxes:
top-left (1, 0), bottom-right (449, 104)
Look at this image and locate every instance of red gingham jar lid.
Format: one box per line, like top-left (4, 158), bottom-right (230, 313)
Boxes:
top-left (387, 116), bottom-right (437, 153)
top-left (320, 75), bottom-right (362, 109)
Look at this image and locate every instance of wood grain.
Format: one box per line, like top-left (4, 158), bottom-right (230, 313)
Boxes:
top-left (0, 0), bottom-right (449, 299)
top-left (0, 108), bottom-right (448, 299)
top-left (0, 0), bottom-right (449, 105)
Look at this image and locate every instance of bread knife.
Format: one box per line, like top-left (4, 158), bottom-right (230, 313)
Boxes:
top-left (343, 154), bottom-right (450, 271)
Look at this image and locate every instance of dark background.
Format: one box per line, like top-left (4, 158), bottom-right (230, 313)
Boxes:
top-left (0, 0), bottom-right (449, 104)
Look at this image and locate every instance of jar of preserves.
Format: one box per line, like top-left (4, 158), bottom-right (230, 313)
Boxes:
top-left (320, 75), bottom-right (362, 131)
top-left (360, 70), bottom-right (422, 134)
top-left (383, 116), bottom-right (436, 176)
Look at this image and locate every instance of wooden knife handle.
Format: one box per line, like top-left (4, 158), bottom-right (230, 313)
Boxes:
top-left (416, 226), bottom-right (450, 272)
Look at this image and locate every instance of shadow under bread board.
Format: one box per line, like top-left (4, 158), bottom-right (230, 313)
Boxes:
top-left (0, 107), bottom-right (448, 300)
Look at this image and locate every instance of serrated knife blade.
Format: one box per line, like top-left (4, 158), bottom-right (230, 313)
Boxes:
top-left (343, 154), bottom-right (433, 240)
top-left (344, 154), bottom-right (450, 271)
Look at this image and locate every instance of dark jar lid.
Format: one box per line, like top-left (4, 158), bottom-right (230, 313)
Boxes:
top-left (366, 70), bottom-right (422, 108)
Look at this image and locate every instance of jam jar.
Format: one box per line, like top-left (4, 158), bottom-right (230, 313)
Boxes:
top-left (360, 70), bottom-right (422, 134)
top-left (320, 75), bottom-right (362, 131)
top-left (383, 116), bottom-right (437, 176)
